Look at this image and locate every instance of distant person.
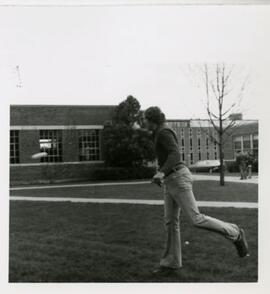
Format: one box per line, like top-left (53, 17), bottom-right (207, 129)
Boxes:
top-left (246, 151), bottom-right (254, 179)
top-left (143, 106), bottom-right (249, 276)
top-left (236, 151), bottom-right (247, 180)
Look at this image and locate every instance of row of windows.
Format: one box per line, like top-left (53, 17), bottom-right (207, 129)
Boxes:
top-left (172, 127), bottom-right (218, 151)
top-left (180, 151), bottom-right (218, 164)
top-left (233, 134), bottom-right (258, 158)
top-left (10, 129), bottom-right (101, 164)
top-left (10, 130), bottom-right (19, 164)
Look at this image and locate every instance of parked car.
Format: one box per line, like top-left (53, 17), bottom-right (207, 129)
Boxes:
top-left (189, 160), bottom-right (221, 173)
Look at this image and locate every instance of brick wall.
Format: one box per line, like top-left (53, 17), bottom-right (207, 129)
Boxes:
top-left (19, 130), bottom-right (40, 163)
top-left (10, 105), bottom-right (115, 126)
top-left (10, 162), bottom-right (104, 186)
top-left (10, 105), bottom-right (114, 184)
top-left (62, 129), bottom-right (79, 162)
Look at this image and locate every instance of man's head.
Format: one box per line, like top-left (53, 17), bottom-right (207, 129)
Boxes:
top-left (144, 106), bottom-right (166, 131)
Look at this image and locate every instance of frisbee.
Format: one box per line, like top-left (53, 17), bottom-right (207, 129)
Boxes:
top-left (31, 152), bottom-right (48, 159)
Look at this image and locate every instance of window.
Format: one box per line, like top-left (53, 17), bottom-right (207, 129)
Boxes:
top-left (205, 131), bottom-right (210, 150)
top-left (79, 129), bottom-right (101, 161)
top-left (190, 153), bottom-right (193, 164)
top-left (214, 152), bottom-right (218, 160)
top-left (233, 136), bottom-right (242, 152)
top-left (252, 134), bottom-right (258, 159)
top-left (181, 128), bottom-right (184, 137)
top-left (10, 130), bottom-right (19, 164)
top-left (206, 136), bottom-right (209, 149)
top-left (181, 152), bottom-right (185, 162)
top-left (180, 129), bottom-right (185, 147)
top-left (206, 152), bottom-right (210, 160)
top-left (180, 146), bottom-right (185, 162)
top-left (189, 128), bottom-right (193, 150)
top-left (181, 138), bottom-right (185, 147)
top-left (253, 134), bottom-right (258, 149)
top-left (198, 152), bottom-right (201, 161)
top-left (233, 134), bottom-right (258, 158)
top-left (40, 130), bottom-right (62, 162)
top-left (243, 135), bottom-right (251, 150)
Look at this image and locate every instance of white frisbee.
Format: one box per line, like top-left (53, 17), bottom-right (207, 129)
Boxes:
top-left (31, 152), bottom-right (48, 159)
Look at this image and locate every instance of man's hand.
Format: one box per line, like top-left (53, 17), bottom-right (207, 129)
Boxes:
top-left (132, 122), bottom-right (141, 130)
top-left (152, 171), bottom-right (165, 187)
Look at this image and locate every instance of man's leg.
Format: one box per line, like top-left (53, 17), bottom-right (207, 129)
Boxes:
top-left (248, 165), bottom-right (252, 179)
top-left (171, 188), bottom-right (240, 241)
top-left (243, 164), bottom-right (247, 179)
top-left (166, 168), bottom-right (240, 241)
top-left (159, 184), bottom-right (182, 269)
top-left (240, 166), bottom-right (244, 179)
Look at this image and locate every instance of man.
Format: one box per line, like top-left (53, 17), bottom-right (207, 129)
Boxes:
top-left (246, 151), bottom-right (254, 179)
top-left (143, 106), bottom-right (249, 275)
top-left (236, 150), bottom-right (247, 180)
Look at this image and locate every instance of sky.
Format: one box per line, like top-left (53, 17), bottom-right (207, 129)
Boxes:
top-left (1, 5), bottom-right (270, 120)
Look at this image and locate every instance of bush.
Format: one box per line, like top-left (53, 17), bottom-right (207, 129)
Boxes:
top-left (92, 166), bottom-right (156, 181)
top-left (225, 159), bottom-right (258, 173)
top-left (225, 160), bottom-right (239, 173)
top-left (252, 160), bottom-right (258, 173)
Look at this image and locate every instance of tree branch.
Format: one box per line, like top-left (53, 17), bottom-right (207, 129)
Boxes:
top-left (222, 120), bottom-right (236, 134)
top-left (195, 120), bottom-right (220, 145)
top-left (222, 102), bottom-right (236, 117)
top-left (207, 108), bottom-right (220, 133)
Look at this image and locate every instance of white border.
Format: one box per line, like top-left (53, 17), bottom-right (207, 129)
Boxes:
top-left (0, 0), bottom-right (270, 6)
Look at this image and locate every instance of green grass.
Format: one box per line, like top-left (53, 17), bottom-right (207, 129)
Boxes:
top-left (10, 180), bottom-right (258, 202)
top-left (9, 201), bottom-right (258, 282)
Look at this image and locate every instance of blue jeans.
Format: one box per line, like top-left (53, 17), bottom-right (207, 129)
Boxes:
top-left (160, 166), bottom-right (240, 268)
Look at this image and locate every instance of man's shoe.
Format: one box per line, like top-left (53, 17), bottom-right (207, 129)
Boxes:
top-left (234, 228), bottom-right (249, 257)
top-left (151, 266), bottom-right (180, 276)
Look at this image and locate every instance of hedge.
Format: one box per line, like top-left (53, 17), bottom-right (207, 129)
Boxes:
top-left (225, 160), bottom-right (258, 173)
top-left (91, 166), bottom-right (156, 181)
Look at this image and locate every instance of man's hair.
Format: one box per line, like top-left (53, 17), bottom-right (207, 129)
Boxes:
top-left (144, 106), bottom-right (166, 125)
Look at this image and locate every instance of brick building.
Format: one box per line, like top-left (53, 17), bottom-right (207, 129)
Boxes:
top-left (10, 105), bottom-right (115, 185)
top-left (10, 105), bottom-right (258, 184)
top-left (167, 119), bottom-right (258, 166)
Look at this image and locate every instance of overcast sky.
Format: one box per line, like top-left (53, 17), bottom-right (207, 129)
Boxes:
top-left (1, 5), bottom-right (270, 119)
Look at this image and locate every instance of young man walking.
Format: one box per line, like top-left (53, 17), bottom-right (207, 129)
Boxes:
top-left (143, 106), bottom-right (249, 275)
top-left (236, 150), bottom-right (248, 180)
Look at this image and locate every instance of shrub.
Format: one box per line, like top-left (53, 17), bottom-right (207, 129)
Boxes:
top-left (102, 96), bottom-right (155, 168)
top-left (92, 166), bottom-right (156, 181)
top-left (225, 159), bottom-right (258, 173)
top-left (225, 160), bottom-right (239, 173)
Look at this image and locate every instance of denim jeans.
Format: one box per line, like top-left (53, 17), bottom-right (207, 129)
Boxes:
top-left (160, 166), bottom-right (240, 269)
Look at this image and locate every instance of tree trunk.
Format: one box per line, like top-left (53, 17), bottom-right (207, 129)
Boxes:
top-left (219, 143), bottom-right (225, 186)
top-left (219, 119), bottom-right (225, 186)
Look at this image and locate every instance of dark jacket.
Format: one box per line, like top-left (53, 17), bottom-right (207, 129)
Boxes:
top-left (154, 124), bottom-right (183, 175)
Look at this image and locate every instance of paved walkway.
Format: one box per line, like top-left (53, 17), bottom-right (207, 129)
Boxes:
top-left (193, 174), bottom-right (258, 184)
top-left (10, 196), bottom-right (258, 208)
top-left (10, 174), bottom-right (258, 191)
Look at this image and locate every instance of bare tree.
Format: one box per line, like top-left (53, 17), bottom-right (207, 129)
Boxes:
top-left (197, 63), bottom-right (248, 186)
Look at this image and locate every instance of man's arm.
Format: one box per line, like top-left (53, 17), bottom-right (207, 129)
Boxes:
top-left (158, 129), bottom-right (181, 175)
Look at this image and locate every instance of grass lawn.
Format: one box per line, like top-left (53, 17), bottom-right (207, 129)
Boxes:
top-left (10, 180), bottom-right (258, 203)
top-left (9, 201), bottom-right (258, 282)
